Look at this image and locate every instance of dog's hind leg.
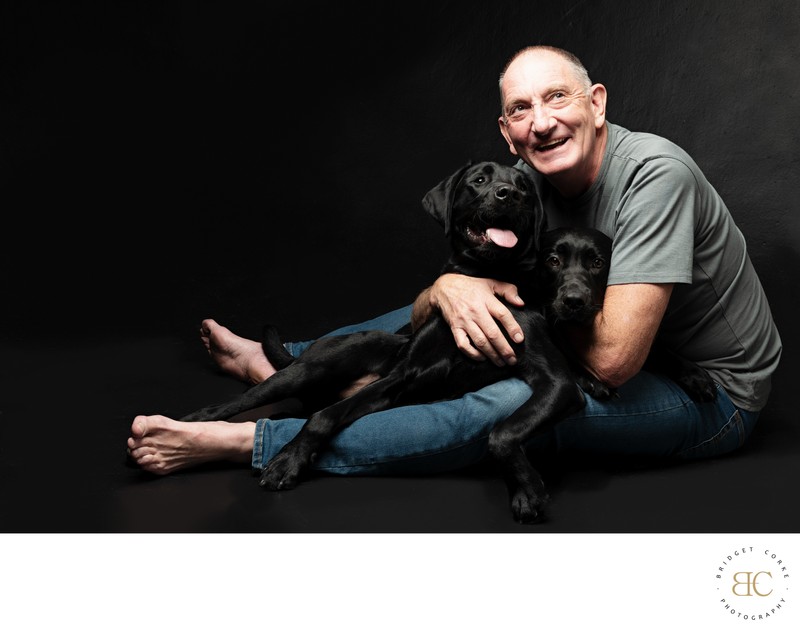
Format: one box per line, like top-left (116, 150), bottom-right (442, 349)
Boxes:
top-left (182, 330), bottom-right (408, 422)
top-left (179, 361), bottom-right (341, 421)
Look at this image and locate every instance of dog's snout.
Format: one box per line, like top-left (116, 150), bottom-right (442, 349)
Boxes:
top-left (556, 278), bottom-right (595, 317)
top-left (494, 184), bottom-right (521, 202)
top-left (562, 291), bottom-right (588, 311)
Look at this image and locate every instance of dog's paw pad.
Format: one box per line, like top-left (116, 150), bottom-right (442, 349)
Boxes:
top-left (510, 491), bottom-right (549, 524)
top-left (259, 469), bottom-right (295, 490)
top-left (259, 454), bottom-right (305, 491)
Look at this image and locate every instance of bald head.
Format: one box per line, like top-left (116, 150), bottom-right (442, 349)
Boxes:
top-left (499, 46), bottom-right (592, 114)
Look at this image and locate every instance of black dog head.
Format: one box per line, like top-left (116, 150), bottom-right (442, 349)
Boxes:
top-left (421, 161), bottom-right (545, 280)
top-left (539, 227), bottom-right (612, 324)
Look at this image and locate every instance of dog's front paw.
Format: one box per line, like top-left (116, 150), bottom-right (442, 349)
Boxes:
top-left (509, 487), bottom-right (550, 524)
top-left (259, 450), bottom-right (306, 491)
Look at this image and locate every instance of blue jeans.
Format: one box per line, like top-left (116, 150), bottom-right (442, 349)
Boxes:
top-left (251, 305), bottom-right (759, 474)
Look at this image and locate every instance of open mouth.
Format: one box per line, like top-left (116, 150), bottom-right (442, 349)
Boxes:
top-left (535, 137), bottom-right (568, 152)
top-left (466, 226), bottom-right (519, 248)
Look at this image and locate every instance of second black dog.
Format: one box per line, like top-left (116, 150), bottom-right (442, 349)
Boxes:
top-left (538, 226), bottom-right (717, 402)
top-left (182, 161), bottom-right (596, 523)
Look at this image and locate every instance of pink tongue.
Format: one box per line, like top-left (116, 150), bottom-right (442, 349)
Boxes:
top-left (486, 228), bottom-right (518, 248)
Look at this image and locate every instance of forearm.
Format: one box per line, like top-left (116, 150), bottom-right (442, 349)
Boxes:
top-left (569, 283), bottom-right (672, 389)
top-left (410, 286), bottom-right (435, 332)
top-left (568, 313), bottom-right (652, 388)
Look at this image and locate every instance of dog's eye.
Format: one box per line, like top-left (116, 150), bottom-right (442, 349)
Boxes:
top-left (474, 176), bottom-right (486, 184)
top-left (547, 256), bottom-right (561, 268)
top-left (592, 258), bottom-right (605, 269)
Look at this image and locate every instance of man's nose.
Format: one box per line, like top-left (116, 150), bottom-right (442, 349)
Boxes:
top-left (531, 105), bottom-right (556, 135)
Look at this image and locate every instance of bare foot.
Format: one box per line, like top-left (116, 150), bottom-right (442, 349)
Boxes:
top-left (127, 415), bottom-right (255, 475)
top-left (200, 319), bottom-right (276, 385)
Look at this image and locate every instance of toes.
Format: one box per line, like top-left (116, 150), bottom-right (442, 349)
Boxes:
top-left (130, 415), bottom-right (149, 439)
top-left (200, 319), bottom-right (218, 336)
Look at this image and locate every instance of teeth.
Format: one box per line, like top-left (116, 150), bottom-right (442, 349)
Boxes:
top-left (466, 227), bottom-right (488, 243)
top-left (538, 138), bottom-right (566, 150)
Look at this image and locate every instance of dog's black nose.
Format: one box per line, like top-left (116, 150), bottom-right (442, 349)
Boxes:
top-left (494, 185), bottom-right (515, 201)
top-left (562, 294), bottom-right (586, 311)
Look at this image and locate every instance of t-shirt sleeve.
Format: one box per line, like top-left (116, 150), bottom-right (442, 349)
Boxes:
top-left (607, 156), bottom-right (697, 286)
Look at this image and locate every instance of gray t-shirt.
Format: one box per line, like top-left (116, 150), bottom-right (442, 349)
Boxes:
top-left (517, 122), bottom-right (782, 411)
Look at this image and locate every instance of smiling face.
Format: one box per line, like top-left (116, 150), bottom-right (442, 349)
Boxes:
top-left (450, 162), bottom-right (540, 262)
top-left (498, 49), bottom-right (608, 198)
top-left (421, 161), bottom-right (545, 277)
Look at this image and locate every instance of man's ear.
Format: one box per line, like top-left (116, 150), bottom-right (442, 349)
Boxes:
top-left (421, 162), bottom-right (472, 236)
top-left (590, 83), bottom-right (607, 129)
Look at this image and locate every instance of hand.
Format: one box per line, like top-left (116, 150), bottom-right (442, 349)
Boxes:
top-left (429, 273), bottom-right (525, 366)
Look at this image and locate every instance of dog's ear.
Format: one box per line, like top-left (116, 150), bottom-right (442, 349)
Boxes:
top-left (421, 161), bottom-right (472, 236)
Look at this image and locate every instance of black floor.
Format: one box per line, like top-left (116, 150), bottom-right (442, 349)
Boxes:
top-left (1, 327), bottom-right (797, 534)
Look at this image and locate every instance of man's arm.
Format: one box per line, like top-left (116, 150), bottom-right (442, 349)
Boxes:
top-left (414, 275), bottom-right (672, 386)
top-left (410, 286), bottom-right (435, 332)
top-left (568, 282), bottom-right (673, 388)
top-left (410, 273), bottom-right (526, 366)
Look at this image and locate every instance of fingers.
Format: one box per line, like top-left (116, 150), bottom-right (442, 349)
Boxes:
top-left (452, 327), bottom-right (486, 362)
top-left (464, 305), bottom-right (518, 367)
top-left (494, 281), bottom-right (525, 308)
top-left (489, 293), bottom-right (525, 345)
top-left (431, 274), bottom-right (525, 366)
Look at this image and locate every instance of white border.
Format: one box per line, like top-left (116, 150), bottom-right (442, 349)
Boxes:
top-left (1, 533), bottom-right (798, 630)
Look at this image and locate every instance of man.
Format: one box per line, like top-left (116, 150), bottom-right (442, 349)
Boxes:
top-left (127, 46), bottom-right (781, 476)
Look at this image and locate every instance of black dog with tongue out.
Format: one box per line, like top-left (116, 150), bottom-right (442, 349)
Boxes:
top-left (182, 161), bottom-right (606, 523)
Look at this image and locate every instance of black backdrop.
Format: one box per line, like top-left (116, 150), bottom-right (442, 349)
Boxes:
top-left (3, 0), bottom-right (797, 419)
top-left (2, 0), bottom-right (799, 511)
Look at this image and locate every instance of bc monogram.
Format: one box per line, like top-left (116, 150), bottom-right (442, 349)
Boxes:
top-left (715, 547), bottom-right (790, 621)
top-left (731, 571), bottom-right (773, 597)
